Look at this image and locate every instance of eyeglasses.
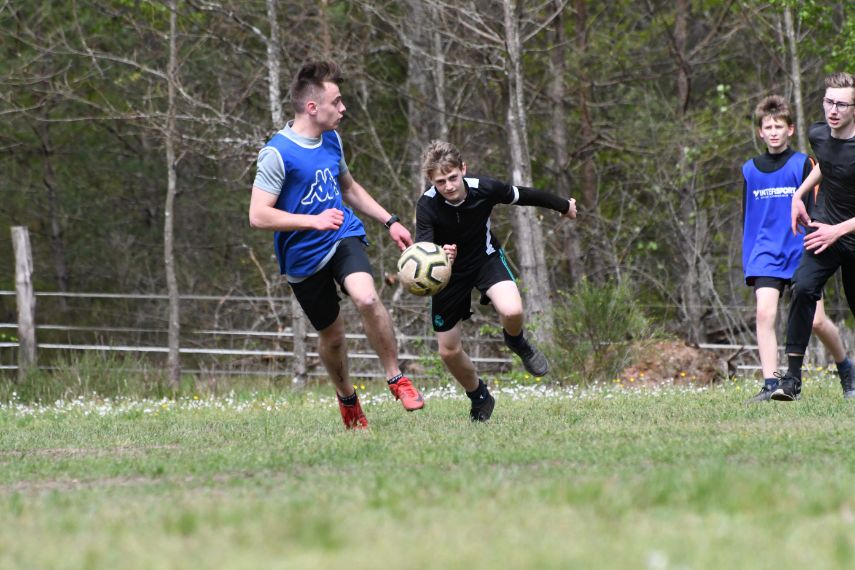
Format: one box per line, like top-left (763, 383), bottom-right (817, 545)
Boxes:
top-left (823, 98), bottom-right (855, 111)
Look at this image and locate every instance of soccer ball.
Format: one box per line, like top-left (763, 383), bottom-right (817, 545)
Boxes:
top-left (397, 242), bottom-right (451, 296)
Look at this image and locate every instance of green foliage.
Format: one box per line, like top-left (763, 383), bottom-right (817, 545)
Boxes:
top-left (3, 352), bottom-right (172, 402)
top-left (549, 279), bottom-right (652, 385)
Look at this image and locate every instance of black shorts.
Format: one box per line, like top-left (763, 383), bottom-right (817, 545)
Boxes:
top-left (289, 237), bottom-right (373, 331)
top-left (748, 276), bottom-right (790, 294)
top-left (749, 276), bottom-right (825, 300)
top-left (430, 250), bottom-right (515, 332)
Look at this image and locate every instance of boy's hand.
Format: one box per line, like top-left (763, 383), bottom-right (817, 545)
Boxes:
top-left (442, 244), bottom-right (457, 266)
top-left (563, 198), bottom-right (577, 219)
top-left (804, 222), bottom-right (843, 254)
top-left (791, 200), bottom-right (810, 235)
top-left (315, 208), bottom-right (344, 230)
top-left (389, 223), bottom-right (413, 251)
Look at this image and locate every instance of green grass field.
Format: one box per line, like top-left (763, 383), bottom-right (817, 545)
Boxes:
top-left (1, 373), bottom-right (855, 569)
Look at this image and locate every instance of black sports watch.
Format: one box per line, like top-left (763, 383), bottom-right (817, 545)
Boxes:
top-left (384, 214), bottom-right (400, 229)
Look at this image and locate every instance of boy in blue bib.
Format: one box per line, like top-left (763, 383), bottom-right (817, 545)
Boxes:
top-left (741, 95), bottom-right (850, 402)
top-left (249, 61), bottom-right (425, 428)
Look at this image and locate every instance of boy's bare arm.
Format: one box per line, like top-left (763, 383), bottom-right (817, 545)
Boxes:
top-left (248, 186), bottom-right (343, 232)
top-left (339, 172), bottom-right (413, 250)
top-left (791, 163), bottom-right (822, 235)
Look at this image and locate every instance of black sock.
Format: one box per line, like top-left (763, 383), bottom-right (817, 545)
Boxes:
top-left (503, 329), bottom-right (527, 351)
top-left (338, 391), bottom-right (358, 406)
top-left (787, 355), bottom-right (804, 380)
top-left (387, 373), bottom-right (404, 385)
top-left (466, 379), bottom-right (488, 404)
top-left (763, 377), bottom-right (779, 389)
top-left (837, 357), bottom-right (853, 381)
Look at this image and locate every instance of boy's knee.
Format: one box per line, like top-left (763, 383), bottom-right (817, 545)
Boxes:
top-left (791, 280), bottom-right (822, 303)
top-left (352, 292), bottom-right (382, 312)
top-left (438, 343), bottom-right (462, 362)
top-left (755, 305), bottom-right (777, 327)
top-left (499, 307), bottom-right (524, 324)
top-left (812, 316), bottom-right (834, 334)
top-left (319, 325), bottom-right (345, 348)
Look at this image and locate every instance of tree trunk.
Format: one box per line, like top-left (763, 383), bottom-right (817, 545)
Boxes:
top-left (429, 4), bottom-right (449, 141)
top-left (572, 0), bottom-right (604, 282)
top-left (503, 0), bottom-right (554, 344)
top-left (405, 0), bottom-right (432, 201)
top-left (319, 0), bottom-right (332, 58)
top-left (784, 6), bottom-right (807, 154)
top-left (34, 118), bottom-right (70, 309)
top-left (548, 1), bottom-right (582, 287)
top-left (164, 0), bottom-right (181, 389)
top-left (264, 0), bottom-right (307, 383)
top-left (265, 0), bottom-right (283, 128)
top-left (675, 0), bottom-right (691, 116)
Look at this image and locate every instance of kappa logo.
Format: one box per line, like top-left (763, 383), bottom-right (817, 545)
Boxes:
top-left (301, 168), bottom-right (339, 205)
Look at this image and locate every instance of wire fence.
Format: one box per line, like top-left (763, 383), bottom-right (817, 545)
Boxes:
top-left (3, 289), bottom-right (845, 379)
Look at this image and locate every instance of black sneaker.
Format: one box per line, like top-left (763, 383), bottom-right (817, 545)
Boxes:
top-left (842, 367), bottom-right (855, 399)
top-left (470, 392), bottom-right (495, 422)
top-left (746, 383), bottom-right (777, 403)
top-left (516, 345), bottom-right (549, 377)
top-left (770, 373), bottom-right (801, 401)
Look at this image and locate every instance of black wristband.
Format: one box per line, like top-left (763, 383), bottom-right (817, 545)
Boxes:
top-left (384, 214), bottom-right (400, 229)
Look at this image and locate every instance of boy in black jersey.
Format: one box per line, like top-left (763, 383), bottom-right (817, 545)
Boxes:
top-left (416, 140), bottom-right (576, 421)
top-left (773, 72), bottom-right (855, 401)
top-left (741, 95), bottom-right (850, 403)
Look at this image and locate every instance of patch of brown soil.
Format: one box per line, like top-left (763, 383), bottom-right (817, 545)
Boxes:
top-left (618, 340), bottom-right (724, 386)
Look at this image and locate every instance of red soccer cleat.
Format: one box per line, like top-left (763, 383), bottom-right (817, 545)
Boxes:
top-left (388, 376), bottom-right (425, 411)
top-left (338, 393), bottom-right (369, 430)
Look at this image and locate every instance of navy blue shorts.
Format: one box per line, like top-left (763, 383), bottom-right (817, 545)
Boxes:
top-left (430, 250), bottom-right (515, 332)
top-left (289, 237), bottom-right (373, 331)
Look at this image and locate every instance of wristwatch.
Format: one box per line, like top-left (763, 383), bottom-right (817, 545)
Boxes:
top-left (384, 214), bottom-right (400, 229)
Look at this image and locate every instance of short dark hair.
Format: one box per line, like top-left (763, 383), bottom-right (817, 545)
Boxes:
top-left (290, 61), bottom-right (343, 113)
top-left (754, 95), bottom-right (792, 128)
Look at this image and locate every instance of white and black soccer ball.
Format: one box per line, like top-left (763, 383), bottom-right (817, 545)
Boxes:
top-left (397, 242), bottom-right (451, 296)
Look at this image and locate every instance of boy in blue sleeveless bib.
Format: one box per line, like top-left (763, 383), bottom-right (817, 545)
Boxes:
top-left (742, 95), bottom-right (850, 403)
top-left (249, 61), bottom-right (425, 428)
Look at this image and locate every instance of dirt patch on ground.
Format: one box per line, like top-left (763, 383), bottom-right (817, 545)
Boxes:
top-left (618, 340), bottom-right (726, 386)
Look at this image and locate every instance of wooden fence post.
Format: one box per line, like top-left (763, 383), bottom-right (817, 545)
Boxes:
top-left (11, 227), bottom-right (36, 380)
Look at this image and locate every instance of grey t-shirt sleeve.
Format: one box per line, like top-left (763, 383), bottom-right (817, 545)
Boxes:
top-left (253, 146), bottom-right (285, 196)
top-left (253, 130), bottom-right (349, 196)
top-left (335, 131), bottom-right (349, 177)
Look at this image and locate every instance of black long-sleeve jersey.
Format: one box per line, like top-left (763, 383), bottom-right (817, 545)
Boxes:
top-left (415, 175), bottom-right (570, 276)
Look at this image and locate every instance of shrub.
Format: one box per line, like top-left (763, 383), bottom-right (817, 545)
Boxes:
top-left (548, 278), bottom-right (653, 385)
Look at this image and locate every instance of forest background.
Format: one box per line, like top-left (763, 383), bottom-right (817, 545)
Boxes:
top-left (2, 0), bottom-right (855, 385)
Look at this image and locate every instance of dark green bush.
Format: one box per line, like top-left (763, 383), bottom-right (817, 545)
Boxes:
top-left (548, 278), bottom-right (653, 385)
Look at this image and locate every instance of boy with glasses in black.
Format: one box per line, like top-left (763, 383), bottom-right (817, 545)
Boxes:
top-left (773, 72), bottom-right (855, 401)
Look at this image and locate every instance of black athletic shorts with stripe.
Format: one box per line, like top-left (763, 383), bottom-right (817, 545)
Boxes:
top-left (430, 249), bottom-right (515, 332)
top-left (289, 236), bottom-right (373, 331)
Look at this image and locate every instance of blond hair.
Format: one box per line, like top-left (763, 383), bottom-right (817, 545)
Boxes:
top-left (825, 71), bottom-right (855, 90)
top-left (421, 140), bottom-right (464, 178)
